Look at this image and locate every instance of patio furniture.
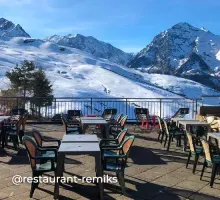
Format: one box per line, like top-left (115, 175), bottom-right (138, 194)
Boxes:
top-left (109, 115), bottom-right (128, 138)
top-left (100, 128), bottom-right (128, 148)
top-left (4, 116), bottom-right (24, 149)
top-left (0, 116), bottom-right (11, 148)
top-left (207, 132), bottom-right (220, 148)
top-left (81, 116), bottom-right (109, 138)
top-left (163, 120), bottom-right (185, 151)
top-left (101, 135), bottom-right (135, 194)
top-left (62, 134), bottom-right (99, 143)
top-left (157, 116), bottom-right (164, 142)
top-left (101, 109), bottom-right (117, 121)
top-left (23, 136), bottom-right (56, 197)
top-left (200, 139), bottom-right (220, 187)
top-left (61, 114), bottom-right (81, 134)
top-left (178, 120), bottom-right (211, 151)
top-left (32, 129), bottom-right (61, 148)
top-left (54, 142), bottom-right (103, 199)
top-left (67, 109), bottom-right (82, 123)
top-left (186, 131), bottom-right (203, 173)
top-left (172, 108), bottom-right (189, 118)
top-left (196, 106), bottom-right (220, 121)
top-left (134, 108), bottom-right (151, 131)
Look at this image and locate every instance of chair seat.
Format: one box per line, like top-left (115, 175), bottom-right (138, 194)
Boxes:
top-left (104, 150), bottom-right (118, 157)
top-left (212, 155), bottom-right (220, 163)
top-left (42, 151), bottom-right (56, 158)
top-left (105, 162), bottom-right (122, 171)
top-left (36, 161), bottom-right (56, 171)
top-left (172, 131), bottom-right (184, 136)
top-left (192, 147), bottom-right (203, 154)
top-left (67, 127), bottom-right (79, 131)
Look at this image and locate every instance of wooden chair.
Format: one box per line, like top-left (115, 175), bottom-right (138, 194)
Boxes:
top-left (108, 113), bottom-right (123, 126)
top-left (23, 136), bottom-right (56, 197)
top-left (200, 139), bottom-right (220, 187)
top-left (186, 131), bottom-right (203, 173)
top-left (101, 135), bottom-right (135, 194)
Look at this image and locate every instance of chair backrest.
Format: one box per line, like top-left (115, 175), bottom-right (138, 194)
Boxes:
top-left (163, 120), bottom-right (170, 135)
top-left (121, 135), bottom-right (135, 165)
top-left (119, 115), bottom-right (128, 128)
top-left (32, 129), bottom-right (43, 147)
top-left (186, 131), bottom-right (196, 153)
top-left (67, 110), bottom-right (82, 119)
top-left (23, 136), bottom-right (38, 169)
top-left (16, 116), bottom-right (23, 134)
top-left (61, 114), bottom-right (67, 131)
top-left (172, 108), bottom-right (189, 118)
top-left (102, 109), bottom-right (117, 120)
top-left (115, 113), bottom-right (123, 123)
top-left (201, 139), bottom-right (212, 163)
top-left (208, 136), bottom-right (219, 152)
top-left (116, 129), bottom-right (128, 144)
top-left (134, 108), bottom-right (149, 122)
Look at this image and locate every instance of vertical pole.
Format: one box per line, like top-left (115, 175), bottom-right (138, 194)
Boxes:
top-left (125, 98), bottom-right (128, 116)
top-left (195, 99), bottom-right (198, 119)
top-left (192, 99), bottom-right (195, 119)
top-left (90, 98), bottom-right (93, 114)
top-left (16, 97), bottom-right (19, 109)
top-left (159, 99), bottom-right (162, 118)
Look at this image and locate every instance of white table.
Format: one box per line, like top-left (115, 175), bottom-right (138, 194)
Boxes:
top-left (171, 118), bottom-right (198, 126)
top-left (62, 135), bottom-right (99, 143)
top-left (81, 117), bottom-right (109, 139)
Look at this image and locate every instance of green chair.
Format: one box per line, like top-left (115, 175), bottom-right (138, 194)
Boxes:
top-left (109, 115), bottom-right (128, 138)
top-left (23, 136), bottom-right (56, 197)
top-left (200, 139), bottom-right (220, 187)
top-left (186, 131), bottom-right (203, 173)
top-left (101, 135), bottom-right (135, 194)
top-left (163, 120), bottom-right (185, 151)
top-left (61, 114), bottom-right (81, 134)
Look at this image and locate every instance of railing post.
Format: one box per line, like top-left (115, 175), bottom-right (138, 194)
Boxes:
top-left (90, 98), bottom-right (93, 114)
top-left (159, 99), bottom-right (162, 118)
top-left (125, 98), bottom-right (128, 116)
top-left (192, 99), bottom-right (195, 119)
top-left (195, 99), bottom-right (198, 119)
top-left (16, 97), bottom-right (19, 109)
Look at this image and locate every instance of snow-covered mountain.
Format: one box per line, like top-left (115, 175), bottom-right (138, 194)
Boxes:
top-left (0, 18), bottom-right (30, 38)
top-left (127, 22), bottom-right (220, 91)
top-left (45, 34), bottom-right (133, 65)
top-left (0, 37), bottom-right (219, 102)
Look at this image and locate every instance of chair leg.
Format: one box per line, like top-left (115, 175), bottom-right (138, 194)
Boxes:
top-left (117, 172), bottom-right (126, 195)
top-left (167, 135), bottom-right (172, 151)
top-left (157, 131), bottom-right (161, 141)
top-left (193, 154), bottom-right (199, 174)
top-left (210, 163), bottom-right (218, 187)
top-left (186, 151), bottom-right (191, 168)
top-left (200, 161), bottom-right (206, 180)
top-left (164, 135), bottom-right (168, 147)
top-left (160, 132), bottom-right (164, 144)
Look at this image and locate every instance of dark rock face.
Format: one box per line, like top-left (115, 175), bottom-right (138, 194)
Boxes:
top-left (128, 22), bottom-right (220, 91)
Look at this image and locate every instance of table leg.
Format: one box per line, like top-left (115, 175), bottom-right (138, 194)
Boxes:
top-left (54, 153), bottom-right (65, 199)
top-left (82, 124), bottom-right (87, 134)
top-left (95, 153), bottom-right (104, 200)
top-left (105, 124), bottom-right (109, 139)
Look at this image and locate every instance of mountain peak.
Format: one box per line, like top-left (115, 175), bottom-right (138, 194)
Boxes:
top-left (171, 22), bottom-right (199, 31)
top-left (0, 17), bottom-right (30, 37)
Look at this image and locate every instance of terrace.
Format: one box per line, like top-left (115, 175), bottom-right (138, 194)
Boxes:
top-left (0, 97), bottom-right (220, 200)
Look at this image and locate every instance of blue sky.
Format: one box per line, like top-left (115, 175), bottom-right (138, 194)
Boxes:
top-left (1, 0), bottom-right (220, 53)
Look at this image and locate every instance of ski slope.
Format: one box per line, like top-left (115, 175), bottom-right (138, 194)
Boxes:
top-left (0, 37), bottom-right (219, 117)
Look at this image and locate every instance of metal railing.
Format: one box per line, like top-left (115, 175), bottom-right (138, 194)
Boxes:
top-left (0, 97), bottom-right (206, 121)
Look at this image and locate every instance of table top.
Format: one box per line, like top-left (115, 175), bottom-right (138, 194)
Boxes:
top-left (58, 142), bottom-right (100, 153)
top-left (208, 132), bottom-right (220, 139)
top-left (62, 135), bottom-right (99, 143)
top-left (81, 117), bottom-right (107, 125)
top-left (171, 118), bottom-right (196, 122)
top-left (178, 120), bottom-right (210, 126)
top-left (81, 117), bottom-right (103, 120)
top-left (0, 116), bottom-right (11, 122)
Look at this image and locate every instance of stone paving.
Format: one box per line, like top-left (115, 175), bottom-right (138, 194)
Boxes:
top-left (0, 124), bottom-right (220, 200)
